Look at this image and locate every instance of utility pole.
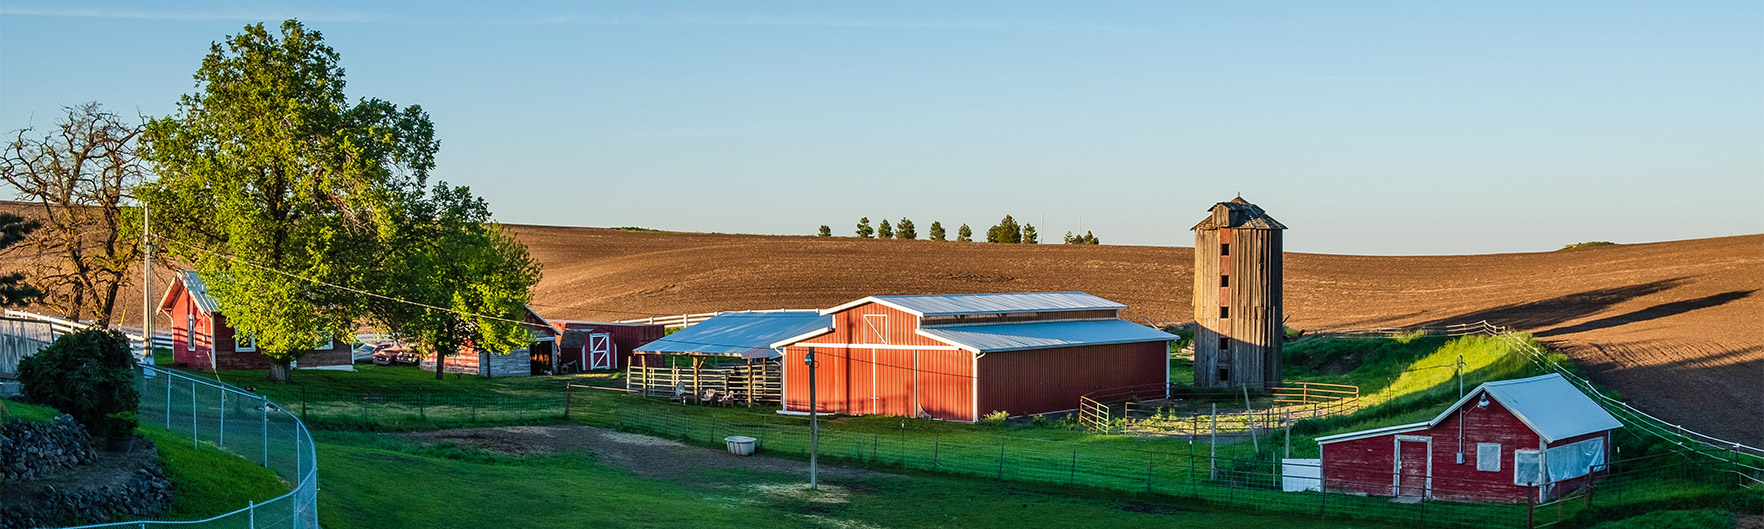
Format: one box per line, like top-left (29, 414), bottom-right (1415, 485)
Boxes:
top-left (141, 204), bottom-right (153, 362)
top-left (806, 346), bottom-right (819, 490)
top-left (1457, 352), bottom-right (1466, 400)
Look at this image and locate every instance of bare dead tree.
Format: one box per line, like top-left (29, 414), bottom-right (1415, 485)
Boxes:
top-left (0, 102), bottom-right (146, 324)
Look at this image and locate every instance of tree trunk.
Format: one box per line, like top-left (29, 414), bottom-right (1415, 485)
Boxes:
top-left (268, 359), bottom-right (294, 383)
top-left (435, 351), bottom-right (446, 380)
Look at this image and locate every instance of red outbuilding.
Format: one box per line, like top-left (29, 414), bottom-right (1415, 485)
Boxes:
top-left (1315, 373), bottom-right (1623, 503)
top-left (157, 270), bottom-right (352, 371)
top-left (548, 320), bottom-right (667, 371)
top-left (775, 292), bottom-right (1174, 422)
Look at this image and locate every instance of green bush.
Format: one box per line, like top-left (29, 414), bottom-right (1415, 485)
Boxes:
top-left (101, 410), bottom-right (139, 439)
top-left (17, 328), bottom-right (139, 435)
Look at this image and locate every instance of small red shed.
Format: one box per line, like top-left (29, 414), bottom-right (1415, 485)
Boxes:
top-left (547, 320), bottom-right (666, 372)
top-left (1315, 373), bottom-right (1623, 503)
top-left (775, 292), bottom-right (1174, 422)
top-left (157, 270), bottom-right (352, 370)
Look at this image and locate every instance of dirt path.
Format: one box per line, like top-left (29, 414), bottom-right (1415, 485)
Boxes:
top-left (400, 425), bottom-right (892, 483)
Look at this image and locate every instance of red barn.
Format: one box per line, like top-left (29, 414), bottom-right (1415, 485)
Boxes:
top-left (776, 292), bottom-right (1174, 422)
top-left (547, 320), bottom-right (666, 372)
top-left (1315, 373), bottom-right (1623, 503)
top-left (157, 271), bottom-right (352, 370)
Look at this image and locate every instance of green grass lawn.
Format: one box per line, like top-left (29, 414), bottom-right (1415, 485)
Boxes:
top-left (313, 431), bottom-right (1392, 529)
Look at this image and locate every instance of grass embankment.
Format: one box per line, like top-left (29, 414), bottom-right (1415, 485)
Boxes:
top-left (2, 400), bottom-right (287, 521)
top-left (312, 432), bottom-right (1388, 529)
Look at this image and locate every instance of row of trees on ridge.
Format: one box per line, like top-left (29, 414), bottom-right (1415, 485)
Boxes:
top-left (818, 215), bottom-right (1099, 244)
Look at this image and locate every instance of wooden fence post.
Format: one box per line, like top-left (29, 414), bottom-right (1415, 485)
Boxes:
top-left (998, 441), bottom-right (1006, 480)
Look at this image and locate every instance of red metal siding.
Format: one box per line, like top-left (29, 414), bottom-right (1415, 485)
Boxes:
top-left (974, 341), bottom-right (1167, 417)
top-left (551, 321), bottom-right (664, 370)
top-left (1320, 392), bottom-right (1611, 503)
top-left (782, 302), bottom-right (975, 421)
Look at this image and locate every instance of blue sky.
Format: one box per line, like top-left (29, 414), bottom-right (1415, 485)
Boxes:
top-left (2, 1), bottom-right (1759, 254)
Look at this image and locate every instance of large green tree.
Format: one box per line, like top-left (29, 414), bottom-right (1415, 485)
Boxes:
top-left (139, 20), bottom-right (439, 382)
top-left (366, 184), bottom-right (541, 380)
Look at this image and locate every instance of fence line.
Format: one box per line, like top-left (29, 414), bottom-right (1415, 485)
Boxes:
top-left (613, 309), bottom-right (818, 329)
top-left (63, 366), bottom-right (320, 528)
top-left (1, 309), bottom-right (174, 358)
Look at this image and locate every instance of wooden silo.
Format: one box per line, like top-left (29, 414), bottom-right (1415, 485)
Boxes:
top-left (1191, 197), bottom-right (1286, 389)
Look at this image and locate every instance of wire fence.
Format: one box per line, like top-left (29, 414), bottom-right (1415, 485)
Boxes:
top-left (64, 366), bottom-right (319, 529)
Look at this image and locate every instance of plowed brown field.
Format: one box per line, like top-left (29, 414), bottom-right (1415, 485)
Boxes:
top-left (2, 200), bottom-right (1758, 443)
top-left (512, 226), bottom-right (1762, 444)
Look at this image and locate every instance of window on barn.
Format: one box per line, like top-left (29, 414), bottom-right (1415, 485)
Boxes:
top-left (1218, 337), bottom-right (1229, 351)
top-left (186, 313), bottom-right (196, 351)
top-left (313, 330), bottom-right (334, 350)
top-left (1217, 368), bottom-right (1229, 383)
top-left (1513, 450), bottom-right (1542, 486)
top-left (1220, 274), bottom-right (1229, 287)
top-left (1220, 243), bottom-right (1229, 256)
top-left (234, 328), bottom-right (256, 352)
top-left (1219, 306), bottom-right (1229, 319)
top-left (1477, 443), bottom-right (1502, 472)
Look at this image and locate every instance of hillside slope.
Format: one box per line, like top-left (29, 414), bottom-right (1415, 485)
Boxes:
top-left (1, 199), bottom-right (1756, 443)
top-left (514, 226), bottom-right (1761, 444)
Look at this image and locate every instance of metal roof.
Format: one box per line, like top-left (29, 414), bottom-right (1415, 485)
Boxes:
top-left (1447, 373), bottom-right (1624, 444)
top-left (1191, 196), bottom-right (1288, 231)
top-left (828, 292), bottom-right (1127, 317)
top-left (917, 319), bottom-right (1175, 353)
top-left (176, 270), bottom-right (221, 314)
top-left (1316, 373), bottom-right (1623, 445)
top-left (634, 311), bottom-right (831, 359)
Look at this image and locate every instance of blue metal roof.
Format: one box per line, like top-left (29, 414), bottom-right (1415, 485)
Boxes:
top-left (917, 319), bottom-right (1175, 353)
top-left (844, 292), bottom-right (1127, 317)
top-left (634, 311), bottom-right (830, 359)
top-left (177, 270), bottom-right (221, 314)
top-left (1316, 373), bottom-right (1624, 446)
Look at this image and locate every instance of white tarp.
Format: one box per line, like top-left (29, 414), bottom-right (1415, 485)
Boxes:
top-left (1545, 437), bottom-right (1605, 482)
top-left (1283, 458), bottom-right (1322, 492)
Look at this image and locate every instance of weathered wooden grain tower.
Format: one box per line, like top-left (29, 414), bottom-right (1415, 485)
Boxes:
top-left (1192, 197), bottom-right (1286, 388)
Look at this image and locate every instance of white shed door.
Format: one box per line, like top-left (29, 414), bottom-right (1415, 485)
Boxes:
top-left (587, 333), bottom-right (613, 370)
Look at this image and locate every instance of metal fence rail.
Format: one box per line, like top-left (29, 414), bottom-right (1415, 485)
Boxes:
top-left (64, 366), bottom-right (319, 529)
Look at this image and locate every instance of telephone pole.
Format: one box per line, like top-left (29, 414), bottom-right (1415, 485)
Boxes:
top-left (806, 346), bottom-right (819, 490)
top-left (141, 204), bottom-right (153, 362)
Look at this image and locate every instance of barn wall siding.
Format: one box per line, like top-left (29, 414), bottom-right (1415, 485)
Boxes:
top-left (976, 341), bottom-right (1167, 417)
top-left (162, 287), bottom-right (349, 371)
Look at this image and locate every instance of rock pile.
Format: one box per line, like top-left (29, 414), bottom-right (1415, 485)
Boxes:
top-left (0, 465), bottom-right (175, 529)
top-left (0, 414), bottom-right (97, 482)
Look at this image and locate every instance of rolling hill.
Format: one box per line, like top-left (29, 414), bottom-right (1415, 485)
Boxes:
top-left (2, 200), bottom-right (1758, 443)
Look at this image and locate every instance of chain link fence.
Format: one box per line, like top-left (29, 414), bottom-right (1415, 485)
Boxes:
top-left (65, 366), bottom-right (319, 529)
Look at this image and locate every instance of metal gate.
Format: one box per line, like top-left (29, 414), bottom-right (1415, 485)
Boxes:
top-left (586, 333), bottom-right (613, 370)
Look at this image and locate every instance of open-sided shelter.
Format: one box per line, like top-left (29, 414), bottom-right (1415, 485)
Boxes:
top-left (628, 311), bottom-right (827, 404)
top-left (1314, 373), bottom-right (1622, 503)
top-left (158, 270), bottom-right (351, 370)
top-left (774, 292), bottom-right (1175, 422)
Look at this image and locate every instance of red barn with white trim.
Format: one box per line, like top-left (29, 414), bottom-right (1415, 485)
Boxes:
top-left (775, 292), bottom-right (1174, 422)
top-left (1315, 373), bottom-right (1623, 503)
top-left (157, 271), bottom-right (351, 370)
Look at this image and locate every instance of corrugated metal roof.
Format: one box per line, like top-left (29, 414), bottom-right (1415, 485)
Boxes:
top-left (178, 270), bottom-right (221, 314)
top-left (841, 292), bottom-right (1127, 317)
top-left (917, 319), bottom-right (1175, 353)
top-left (1318, 373), bottom-right (1623, 445)
top-left (1190, 196), bottom-right (1288, 231)
top-left (635, 311), bottom-right (831, 359)
top-left (1454, 373), bottom-right (1625, 444)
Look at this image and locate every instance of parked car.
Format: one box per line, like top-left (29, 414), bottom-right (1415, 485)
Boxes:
top-left (372, 346), bottom-right (418, 366)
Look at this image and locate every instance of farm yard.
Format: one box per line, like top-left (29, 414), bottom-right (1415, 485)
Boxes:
top-left (144, 327), bottom-right (1761, 529)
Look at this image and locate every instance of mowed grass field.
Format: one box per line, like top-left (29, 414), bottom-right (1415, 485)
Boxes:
top-left (312, 431), bottom-right (1391, 529)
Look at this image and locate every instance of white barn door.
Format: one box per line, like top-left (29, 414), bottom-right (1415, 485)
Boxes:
top-left (587, 333), bottom-right (613, 370)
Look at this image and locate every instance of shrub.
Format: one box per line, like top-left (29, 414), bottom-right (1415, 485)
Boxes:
top-left (100, 410), bottom-right (139, 439)
top-left (980, 410), bottom-right (1010, 424)
top-left (17, 328), bottom-right (139, 435)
